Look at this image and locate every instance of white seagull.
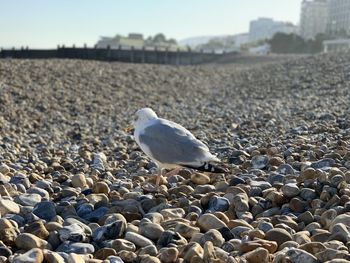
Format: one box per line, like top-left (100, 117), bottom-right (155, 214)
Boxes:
top-left (132, 108), bottom-right (226, 189)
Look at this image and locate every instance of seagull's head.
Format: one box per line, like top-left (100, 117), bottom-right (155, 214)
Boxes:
top-left (133, 108), bottom-right (158, 130)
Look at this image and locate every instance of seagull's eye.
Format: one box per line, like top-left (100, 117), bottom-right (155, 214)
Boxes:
top-left (134, 116), bottom-right (138, 122)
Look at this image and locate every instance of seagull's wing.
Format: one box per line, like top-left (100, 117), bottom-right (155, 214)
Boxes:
top-left (138, 118), bottom-right (218, 166)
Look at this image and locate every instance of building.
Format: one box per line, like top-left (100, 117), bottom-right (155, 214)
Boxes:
top-left (96, 33), bottom-right (145, 49)
top-left (249, 18), bottom-right (297, 42)
top-left (299, 0), bottom-right (328, 40)
top-left (327, 0), bottom-right (350, 36)
top-left (323, 38), bottom-right (350, 52)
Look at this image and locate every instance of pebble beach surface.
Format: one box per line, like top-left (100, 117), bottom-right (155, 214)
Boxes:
top-left (0, 54), bottom-right (350, 263)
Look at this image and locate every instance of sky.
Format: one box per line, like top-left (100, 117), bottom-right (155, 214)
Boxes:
top-left (0, 0), bottom-right (303, 48)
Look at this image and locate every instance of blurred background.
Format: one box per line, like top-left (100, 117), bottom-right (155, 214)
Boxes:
top-left (1, 0), bottom-right (349, 58)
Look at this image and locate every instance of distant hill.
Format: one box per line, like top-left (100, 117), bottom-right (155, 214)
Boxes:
top-left (179, 35), bottom-right (230, 47)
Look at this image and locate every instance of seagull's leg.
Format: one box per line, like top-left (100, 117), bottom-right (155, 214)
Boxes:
top-left (142, 167), bottom-right (163, 193)
top-left (163, 167), bottom-right (183, 178)
top-left (155, 167), bottom-right (163, 187)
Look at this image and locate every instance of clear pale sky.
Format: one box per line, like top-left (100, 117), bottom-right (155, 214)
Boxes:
top-left (0, 0), bottom-right (303, 48)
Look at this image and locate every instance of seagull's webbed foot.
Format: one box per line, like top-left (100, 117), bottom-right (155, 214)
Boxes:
top-left (142, 168), bottom-right (163, 193)
top-left (163, 167), bottom-right (183, 178)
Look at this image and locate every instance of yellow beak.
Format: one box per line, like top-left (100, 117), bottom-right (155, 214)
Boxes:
top-left (125, 125), bottom-right (135, 134)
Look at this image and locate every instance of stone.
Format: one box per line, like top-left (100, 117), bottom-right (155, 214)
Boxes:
top-left (117, 250), bottom-right (137, 262)
top-left (161, 208), bottom-right (185, 220)
top-left (298, 168), bottom-right (318, 182)
top-left (0, 199), bottom-right (20, 215)
top-left (139, 245), bottom-right (158, 256)
top-left (0, 246), bottom-right (12, 258)
top-left (95, 248), bottom-right (117, 260)
top-left (15, 233), bottom-right (51, 250)
top-left (67, 253), bottom-right (85, 263)
top-left (330, 214), bottom-right (350, 231)
top-left (191, 172), bottom-right (210, 185)
top-left (56, 241), bottom-right (95, 254)
top-left (311, 158), bottom-right (335, 169)
top-left (203, 241), bottom-right (220, 263)
top-left (181, 242), bottom-right (204, 262)
top-left (265, 228), bottom-right (292, 247)
top-left (12, 248), bottom-right (44, 263)
top-left (298, 211), bottom-right (314, 225)
top-left (92, 221), bottom-right (125, 242)
top-left (289, 197), bottom-right (308, 213)
top-left (93, 181), bottom-right (110, 194)
top-left (279, 241), bottom-right (299, 250)
top-left (174, 222), bottom-right (200, 239)
top-left (27, 187), bottom-right (49, 200)
top-left (125, 232), bottom-right (153, 247)
top-left (82, 206), bottom-right (109, 222)
top-left (15, 193), bottom-right (42, 207)
top-left (59, 223), bottom-right (86, 242)
top-left (281, 183), bottom-right (300, 198)
top-left (285, 248), bottom-right (318, 263)
top-left (207, 196), bottom-right (230, 212)
top-left (139, 256), bottom-right (161, 263)
top-left (112, 239), bottom-right (136, 252)
top-left (32, 201), bottom-right (56, 221)
top-left (294, 232), bottom-right (311, 245)
top-left (71, 173), bottom-right (87, 188)
top-left (86, 194), bottom-right (109, 206)
top-left (0, 218), bottom-right (19, 245)
top-left (159, 247), bottom-right (179, 263)
top-left (43, 250), bottom-right (65, 263)
top-left (105, 256), bottom-right (124, 263)
top-left (298, 242), bottom-right (327, 255)
top-left (63, 218), bottom-right (92, 235)
top-left (0, 164), bottom-right (10, 175)
top-left (157, 230), bottom-right (187, 247)
top-left (240, 239), bottom-right (278, 253)
top-left (251, 155), bottom-right (269, 169)
top-left (139, 221), bottom-right (164, 240)
top-left (300, 188), bottom-right (317, 201)
top-left (321, 209), bottom-right (337, 229)
top-left (198, 214), bottom-right (227, 232)
top-left (199, 229), bottom-right (225, 247)
top-left (316, 248), bottom-right (350, 262)
top-left (243, 247), bottom-right (269, 263)
top-left (24, 221), bottom-right (49, 239)
top-left (232, 193), bottom-right (249, 212)
top-left (329, 223), bottom-right (350, 243)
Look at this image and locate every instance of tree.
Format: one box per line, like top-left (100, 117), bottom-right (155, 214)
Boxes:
top-left (153, 33), bottom-right (166, 43)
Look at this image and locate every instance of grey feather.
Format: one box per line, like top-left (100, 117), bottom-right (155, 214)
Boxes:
top-left (139, 118), bottom-right (210, 165)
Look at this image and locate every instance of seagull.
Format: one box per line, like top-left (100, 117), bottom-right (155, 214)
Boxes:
top-left (132, 107), bottom-right (227, 190)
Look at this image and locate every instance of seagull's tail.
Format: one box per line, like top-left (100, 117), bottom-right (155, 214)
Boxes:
top-left (185, 161), bottom-right (229, 173)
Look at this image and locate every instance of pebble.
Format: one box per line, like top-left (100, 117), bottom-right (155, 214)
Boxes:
top-left (56, 241), bottom-right (95, 254)
top-left (191, 172), bottom-right (210, 185)
top-left (1, 55), bottom-right (350, 262)
top-left (0, 199), bottom-right (20, 215)
top-left (15, 194), bottom-right (41, 206)
top-left (12, 248), bottom-right (44, 263)
top-left (159, 247), bottom-right (179, 263)
top-left (15, 233), bottom-right (51, 250)
top-left (71, 173), bottom-right (87, 188)
top-left (197, 214), bottom-right (227, 231)
top-left (243, 247), bottom-right (269, 263)
top-left (285, 248), bottom-right (318, 263)
top-left (265, 228), bottom-right (292, 247)
top-left (125, 232), bottom-right (153, 247)
top-left (251, 155), bottom-right (269, 169)
top-left (32, 201), bottom-right (56, 221)
top-left (112, 239), bottom-right (136, 252)
top-left (281, 183), bottom-right (300, 198)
